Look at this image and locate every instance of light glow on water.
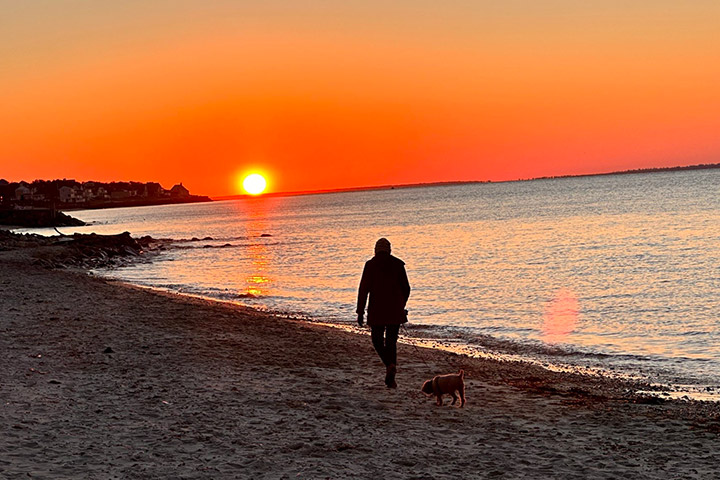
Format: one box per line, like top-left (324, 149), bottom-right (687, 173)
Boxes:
top-left (237, 200), bottom-right (273, 297)
top-left (542, 288), bottom-right (579, 340)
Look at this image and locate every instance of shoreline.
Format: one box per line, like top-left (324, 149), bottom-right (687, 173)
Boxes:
top-left (5, 228), bottom-right (717, 398)
top-left (106, 281), bottom-right (654, 391)
top-left (3, 239), bottom-right (720, 477)
top-left (99, 273), bottom-right (720, 403)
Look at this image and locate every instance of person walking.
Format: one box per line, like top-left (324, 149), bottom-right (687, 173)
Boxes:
top-left (357, 238), bottom-right (411, 388)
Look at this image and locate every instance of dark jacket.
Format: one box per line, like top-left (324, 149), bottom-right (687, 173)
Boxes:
top-left (356, 253), bottom-right (411, 326)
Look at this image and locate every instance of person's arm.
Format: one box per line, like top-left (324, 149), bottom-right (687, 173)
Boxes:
top-left (356, 262), bottom-right (370, 326)
top-left (400, 264), bottom-right (410, 307)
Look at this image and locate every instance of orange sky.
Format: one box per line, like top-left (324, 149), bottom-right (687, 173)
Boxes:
top-left (1, 1), bottom-right (719, 196)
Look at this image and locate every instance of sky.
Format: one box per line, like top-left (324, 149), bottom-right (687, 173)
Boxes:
top-left (1, 1), bottom-right (719, 196)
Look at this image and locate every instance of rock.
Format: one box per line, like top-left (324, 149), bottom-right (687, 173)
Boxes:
top-left (0, 208), bottom-right (85, 227)
top-left (634, 395), bottom-right (665, 405)
top-left (4, 230), bottom-right (155, 270)
top-left (137, 235), bottom-right (156, 248)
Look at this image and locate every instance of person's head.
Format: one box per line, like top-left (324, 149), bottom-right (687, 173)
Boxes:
top-left (374, 237), bottom-right (391, 255)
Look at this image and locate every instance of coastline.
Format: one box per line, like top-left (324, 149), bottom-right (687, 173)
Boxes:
top-left (2, 241), bottom-right (720, 478)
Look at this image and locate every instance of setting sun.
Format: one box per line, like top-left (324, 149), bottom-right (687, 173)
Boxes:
top-left (242, 173), bottom-right (267, 195)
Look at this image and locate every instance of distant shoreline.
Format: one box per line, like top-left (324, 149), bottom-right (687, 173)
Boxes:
top-left (0, 179), bottom-right (212, 214)
top-left (213, 162), bottom-right (720, 201)
top-left (529, 162), bottom-right (720, 182)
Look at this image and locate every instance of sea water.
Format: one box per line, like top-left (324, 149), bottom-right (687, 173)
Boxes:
top-left (25, 169), bottom-right (720, 396)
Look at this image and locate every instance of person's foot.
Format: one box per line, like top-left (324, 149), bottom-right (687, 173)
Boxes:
top-left (385, 363), bottom-right (397, 388)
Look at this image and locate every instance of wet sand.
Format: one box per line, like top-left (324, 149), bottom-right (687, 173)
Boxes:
top-left (1, 245), bottom-right (720, 479)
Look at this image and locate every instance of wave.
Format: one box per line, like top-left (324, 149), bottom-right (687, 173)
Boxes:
top-left (373, 323), bottom-right (623, 361)
top-left (170, 234), bottom-right (273, 243)
top-left (169, 243), bottom-right (241, 250)
top-left (177, 287), bottom-right (265, 301)
top-left (174, 236), bottom-right (218, 242)
top-left (166, 242), bottom-right (280, 251)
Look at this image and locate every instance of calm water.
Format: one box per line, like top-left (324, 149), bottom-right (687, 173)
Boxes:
top-left (24, 170), bottom-right (720, 395)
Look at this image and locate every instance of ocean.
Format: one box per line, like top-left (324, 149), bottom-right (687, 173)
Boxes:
top-left (22, 169), bottom-right (720, 398)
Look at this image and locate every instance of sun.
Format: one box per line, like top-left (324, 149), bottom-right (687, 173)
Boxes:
top-left (242, 173), bottom-right (267, 195)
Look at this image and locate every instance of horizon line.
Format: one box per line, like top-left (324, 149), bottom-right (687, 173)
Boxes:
top-left (211, 161), bottom-right (720, 201)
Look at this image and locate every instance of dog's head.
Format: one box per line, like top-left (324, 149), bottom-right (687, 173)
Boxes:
top-left (420, 379), bottom-right (434, 395)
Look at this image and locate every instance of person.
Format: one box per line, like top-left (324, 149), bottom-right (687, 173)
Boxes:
top-left (356, 237), bottom-right (411, 388)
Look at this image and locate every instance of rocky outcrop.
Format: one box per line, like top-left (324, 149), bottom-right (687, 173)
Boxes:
top-left (0, 209), bottom-right (85, 227)
top-left (0, 230), bottom-right (159, 269)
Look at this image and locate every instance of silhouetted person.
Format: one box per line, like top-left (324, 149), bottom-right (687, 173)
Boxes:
top-left (357, 238), bottom-right (411, 388)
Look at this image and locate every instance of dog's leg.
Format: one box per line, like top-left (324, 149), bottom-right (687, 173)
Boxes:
top-left (450, 391), bottom-right (458, 405)
top-left (435, 394), bottom-right (443, 406)
top-left (459, 385), bottom-right (465, 407)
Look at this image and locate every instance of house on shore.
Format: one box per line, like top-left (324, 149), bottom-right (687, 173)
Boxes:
top-left (170, 183), bottom-right (190, 197)
top-left (110, 190), bottom-right (133, 200)
top-left (15, 184), bottom-right (31, 201)
top-left (59, 185), bottom-right (83, 203)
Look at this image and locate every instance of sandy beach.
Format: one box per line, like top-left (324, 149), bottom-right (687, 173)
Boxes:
top-left (2, 237), bottom-right (720, 479)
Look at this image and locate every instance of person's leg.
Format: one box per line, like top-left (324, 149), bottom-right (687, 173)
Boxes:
top-left (370, 325), bottom-right (388, 365)
top-left (384, 324), bottom-right (400, 388)
top-left (385, 324), bottom-right (400, 366)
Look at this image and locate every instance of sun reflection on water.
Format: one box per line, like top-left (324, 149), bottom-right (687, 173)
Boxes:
top-left (233, 199), bottom-right (273, 298)
top-left (245, 242), bottom-right (271, 296)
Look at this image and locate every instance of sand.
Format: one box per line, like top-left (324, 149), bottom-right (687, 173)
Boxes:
top-left (2, 242), bottom-right (720, 479)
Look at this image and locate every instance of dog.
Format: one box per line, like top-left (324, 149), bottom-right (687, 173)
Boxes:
top-left (421, 369), bottom-right (465, 407)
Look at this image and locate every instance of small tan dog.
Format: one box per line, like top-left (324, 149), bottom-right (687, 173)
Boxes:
top-left (421, 369), bottom-right (466, 407)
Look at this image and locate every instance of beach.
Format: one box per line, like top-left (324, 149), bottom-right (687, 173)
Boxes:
top-left (2, 238), bottom-right (720, 479)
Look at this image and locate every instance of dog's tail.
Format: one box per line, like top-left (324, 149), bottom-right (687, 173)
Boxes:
top-left (459, 369), bottom-right (464, 378)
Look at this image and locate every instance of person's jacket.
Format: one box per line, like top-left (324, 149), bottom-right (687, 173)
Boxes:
top-left (356, 253), bottom-right (411, 326)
